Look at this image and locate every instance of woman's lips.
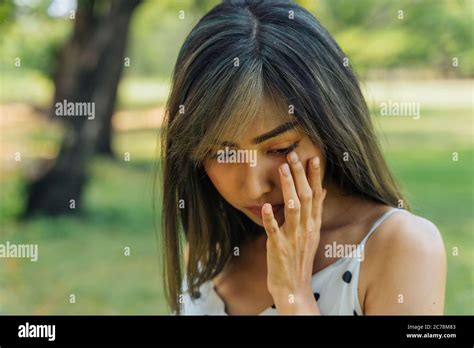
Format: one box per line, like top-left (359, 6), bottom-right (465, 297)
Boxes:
top-left (247, 204), bottom-right (284, 218)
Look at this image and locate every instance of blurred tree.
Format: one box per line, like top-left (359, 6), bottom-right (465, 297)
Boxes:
top-left (25, 0), bottom-right (141, 216)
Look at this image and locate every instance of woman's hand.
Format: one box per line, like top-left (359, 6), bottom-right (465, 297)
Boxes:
top-left (261, 151), bottom-right (327, 314)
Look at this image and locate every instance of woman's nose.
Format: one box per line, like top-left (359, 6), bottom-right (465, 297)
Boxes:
top-left (238, 161), bottom-right (273, 201)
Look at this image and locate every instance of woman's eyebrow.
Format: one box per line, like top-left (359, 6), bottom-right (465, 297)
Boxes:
top-left (251, 121), bottom-right (299, 144)
top-left (218, 121), bottom-right (299, 148)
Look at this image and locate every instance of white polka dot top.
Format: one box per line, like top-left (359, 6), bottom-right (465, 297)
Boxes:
top-left (180, 207), bottom-right (407, 315)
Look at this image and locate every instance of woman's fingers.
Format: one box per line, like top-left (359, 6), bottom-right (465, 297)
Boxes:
top-left (287, 151), bottom-right (312, 225)
top-left (308, 156), bottom-right (326, 221)
top-left (261, 203), bottom-right (280, 237)
top-left (279, 163), bottom-right (300, 233)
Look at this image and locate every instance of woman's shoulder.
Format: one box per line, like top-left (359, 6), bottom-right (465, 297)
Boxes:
top-left (361, 206), bottom-right (447, 313)
top-left (370, 207), bottom-right (445, 257)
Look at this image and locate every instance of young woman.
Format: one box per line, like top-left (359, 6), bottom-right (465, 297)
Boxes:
top-left (160, 0), bottom-right (446, 315)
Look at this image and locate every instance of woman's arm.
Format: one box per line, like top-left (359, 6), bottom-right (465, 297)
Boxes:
top-left (363, 214), bottom-right (447, 315)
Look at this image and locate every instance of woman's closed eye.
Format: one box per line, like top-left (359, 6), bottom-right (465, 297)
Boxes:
top-left (268, 141), bottom-right (300, 157)
top-left (207, 141), bottom-right (300, 160)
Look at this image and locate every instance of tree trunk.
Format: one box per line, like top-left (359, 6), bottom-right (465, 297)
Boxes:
top-left (25, 0), bottom-right (141, 216)
top-left (95, 116), bottom-right (114, 156)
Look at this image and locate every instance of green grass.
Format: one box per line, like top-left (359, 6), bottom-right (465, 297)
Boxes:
top-left (0, 159), bottom-right (167, 314)
top-left (0, 106), bottom-right (472, 315)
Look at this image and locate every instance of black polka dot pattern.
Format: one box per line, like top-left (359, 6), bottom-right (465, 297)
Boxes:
top-left (313, 292), bottom-right (320, 301)
top-left (342, 270), bottom-right (352, 283)
top-left (192, 290), bottom-right (201, 299)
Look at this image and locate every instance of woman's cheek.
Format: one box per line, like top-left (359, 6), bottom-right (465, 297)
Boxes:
top-left (205, 163), bottom-right (236, 199)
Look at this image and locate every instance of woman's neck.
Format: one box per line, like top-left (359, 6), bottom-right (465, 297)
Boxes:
top-left (320, 183), bottom-right (375, 233)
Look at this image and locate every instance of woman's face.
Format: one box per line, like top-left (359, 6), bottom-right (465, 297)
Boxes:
top-left (204, 104), bottom-right (326, 227)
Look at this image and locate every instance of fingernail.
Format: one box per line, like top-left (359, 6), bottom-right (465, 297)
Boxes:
top-left (312, 157), bottom-right (320, 168)
top-left (280, 163), bottom-right (290, 176)
top-left (288, 151), bottom-right (298, 163)
top-left (263, 203), bottom-right (272, 214)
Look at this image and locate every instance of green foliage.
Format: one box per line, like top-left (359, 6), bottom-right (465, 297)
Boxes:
top-left (0, 0), bottom-right (15, 29)
top-left (120, 0), bottom-right (474, 78)
top-left (1, 0), bottom-right (472, 80)
top-left (125, 0), bottom-right (219, 78)
top-left (310, 0), bottom-right (474, 76)
top-left (0, 15), bottom-right (70, 79)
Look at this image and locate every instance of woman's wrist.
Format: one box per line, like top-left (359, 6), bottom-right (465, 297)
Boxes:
top-left (271, 287), bottom-right (320, 315)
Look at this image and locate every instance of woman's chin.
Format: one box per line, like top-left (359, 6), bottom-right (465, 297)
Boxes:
top-left (245, 213), bottom-right (265, 227)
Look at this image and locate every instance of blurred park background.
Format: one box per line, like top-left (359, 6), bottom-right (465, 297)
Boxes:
top-left (0, 0), bottom-right (472, 314)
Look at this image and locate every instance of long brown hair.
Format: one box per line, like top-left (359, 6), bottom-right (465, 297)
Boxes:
top-left (159, 0), bottom-right (408, 314)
